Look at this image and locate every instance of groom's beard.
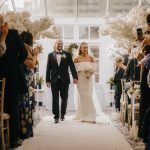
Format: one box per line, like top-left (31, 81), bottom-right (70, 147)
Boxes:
top-left (57, 47), bottom-right (63, 51)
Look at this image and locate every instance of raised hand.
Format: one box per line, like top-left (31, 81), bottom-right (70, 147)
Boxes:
top-left (0, 22), bottom-right (8, 42)
top-left (46, 82), bottom-right (51, 87)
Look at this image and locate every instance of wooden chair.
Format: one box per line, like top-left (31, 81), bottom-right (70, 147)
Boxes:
top-left (120, 79), bottom-right (128, 125)
top-left (0, 78), bottom-right (10, 150)
top-left (127, 80), bottom-right (140, 131)
top-left (128, 102), bottom-right (140, 130)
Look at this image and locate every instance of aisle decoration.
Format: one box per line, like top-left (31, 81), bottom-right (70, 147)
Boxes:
top-left (4, 11), bottom-right (60, 40)
top-left (102, 6), bottom-right (150, 48)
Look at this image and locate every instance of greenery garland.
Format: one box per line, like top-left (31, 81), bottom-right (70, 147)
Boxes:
top-left (68, 43), bottom-right (78, 53)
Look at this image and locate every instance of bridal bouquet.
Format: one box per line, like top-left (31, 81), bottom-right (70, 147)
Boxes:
top-left (84, 68), bottom-right (94, 79)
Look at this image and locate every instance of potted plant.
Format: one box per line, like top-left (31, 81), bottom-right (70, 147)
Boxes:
top-left (68, 43), bottom-right (78, 56)
top-left (107, 76), bottom-right (115, 90)
top-left (36, 76), bottom-right (44, 89)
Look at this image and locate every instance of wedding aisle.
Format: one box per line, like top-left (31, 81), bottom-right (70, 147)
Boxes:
top-left (16, 115), bottom-right (133, 150)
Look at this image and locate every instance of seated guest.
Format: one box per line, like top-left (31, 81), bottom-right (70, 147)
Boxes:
top-left (0, 15), bottom-right (28, 148)
top-left (0, 17), bottom-right (8, 57)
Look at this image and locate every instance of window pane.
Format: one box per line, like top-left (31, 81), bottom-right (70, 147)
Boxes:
top-left (64, 26), bottom-right (74, 39)
top-left (64, 44), bottom-right (69, 51)
top-left (90, 45), bottom-right (99, 58)
top-left (95, 59), bottom-right (99, 72)
top-left (79, 26), bottom-right (89, 39)
top-left (94, 73), bottom-right (99, 83)
top-left (56, 26), bottom-right (63, 39)
top-left (90, 27), bottom-right (99, 39)
top-left (90, 45), bottom-right (99, 83)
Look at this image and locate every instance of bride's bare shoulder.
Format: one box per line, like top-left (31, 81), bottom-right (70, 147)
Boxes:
top-left (87, 55), bottom-right (95, 62)
top-left (74, 56), bottom-right (80, 63)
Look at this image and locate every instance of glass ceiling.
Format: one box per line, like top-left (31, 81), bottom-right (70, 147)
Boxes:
top-left (0, 0), bottom-right (149, 18)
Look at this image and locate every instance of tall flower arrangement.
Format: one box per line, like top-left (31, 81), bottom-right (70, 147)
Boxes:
top-left (102, 6), bottom-right (150, 48)
top-left (4, 11), bottom-right (60, 40)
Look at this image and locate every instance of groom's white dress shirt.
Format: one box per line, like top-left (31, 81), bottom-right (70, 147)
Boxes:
top-left (56, 50), bottom-right (62, 66)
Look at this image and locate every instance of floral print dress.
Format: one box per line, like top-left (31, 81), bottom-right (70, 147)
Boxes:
top-left (19, 44), bottom-right (36, 139)
top-left (19, 65), bottom-right (34, 139)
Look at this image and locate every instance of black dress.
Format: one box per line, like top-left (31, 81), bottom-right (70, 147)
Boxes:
top-left (138, 61), bottom-right (150, 138)
top-left (114, 68), bottom-right (125, 111)
top-left (0, 29), bottom-right (28, 146)
top-left (19, 65), bottom-right (34, 139)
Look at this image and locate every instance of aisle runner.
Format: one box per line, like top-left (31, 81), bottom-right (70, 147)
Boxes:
top-left (17, 116), bottom-right (132, 150)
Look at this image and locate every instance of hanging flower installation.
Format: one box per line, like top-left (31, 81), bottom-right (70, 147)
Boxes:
top-left (102, 6), bottom-right (150, 48)
top-left (4, 11), bottom-right (60, 40)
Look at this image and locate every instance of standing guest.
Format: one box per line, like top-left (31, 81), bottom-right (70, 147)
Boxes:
top-left (46, 39), bottom-right (78, 123)
top-left (138, 45), bottom-right (150, 138)
top-left (114, 56), bottom-right (126, 112)
top-left (141, 31), bottom-right (150, 49)
top-left (122, 48), bottom-right (131, 66)
top-left (0, 15), bottom-right (28, 148)
top-left (19, 31), bottom-right (40, 139)
top-left (141, 59), bottom-right (150, 150)
top-left (124, 49), bottom-right (141, 82)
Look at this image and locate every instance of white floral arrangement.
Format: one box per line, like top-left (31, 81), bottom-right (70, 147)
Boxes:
top-left (34, 44), bottom-right (43, 53)
top-left (2, 11), bottom-right (60, 40)
top-left (127, 84), bottom-right (140, 99)
top-left (102, 6), bottom-right (150, 49)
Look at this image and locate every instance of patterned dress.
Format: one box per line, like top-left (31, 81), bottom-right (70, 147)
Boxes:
top-left (19, 45), bottom-right (36, 139)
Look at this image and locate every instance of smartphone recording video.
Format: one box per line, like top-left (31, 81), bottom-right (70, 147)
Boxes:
top-left (136, 28), bottom-right (143, 40)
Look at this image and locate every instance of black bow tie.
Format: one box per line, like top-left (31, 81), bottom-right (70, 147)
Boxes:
top-left (56, 51), bottom-right (62, 55)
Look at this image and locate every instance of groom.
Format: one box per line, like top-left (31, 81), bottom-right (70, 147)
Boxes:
top-left (46, 39), bottom-right (78, 123)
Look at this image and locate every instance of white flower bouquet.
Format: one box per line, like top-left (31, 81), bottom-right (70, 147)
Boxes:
top-left (127, 84), bottom-right (140, 99)
top-left (84, 68), bottom-right (94, 79)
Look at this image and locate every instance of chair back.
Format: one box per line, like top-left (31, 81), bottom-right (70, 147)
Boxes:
top-left (0, 78), bottom-right (6, 120)
top-left (121, 79), bottom-right (126, 93)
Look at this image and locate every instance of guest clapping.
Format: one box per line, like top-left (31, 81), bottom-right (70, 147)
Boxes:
top-left (0, 17), bottom-right (8, 57)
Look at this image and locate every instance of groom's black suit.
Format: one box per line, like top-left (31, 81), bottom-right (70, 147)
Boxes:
top-left (46, 50), bottom-right (78, 119)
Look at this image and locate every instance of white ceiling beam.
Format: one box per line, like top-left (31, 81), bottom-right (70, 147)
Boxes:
top-left (106, 0), bottom-right (109, 17)
top-left (11, 0), bottom-right (16, 12)
top-left (44, 0), bottom-right (48, 17)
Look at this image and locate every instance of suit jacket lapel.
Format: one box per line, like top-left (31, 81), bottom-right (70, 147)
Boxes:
top-left (60, 51), bottom-right (66, 66)
top-left (52, 52), bottom-right (58, 66)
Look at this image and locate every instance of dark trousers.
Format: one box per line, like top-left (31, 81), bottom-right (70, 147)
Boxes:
top-left (114, 84), bottom-right (122, 111)
top-left (138, 96), bottom-right (150, 138)
top-left (51, 80), bottom-right (69, 119)
top-left (145, 123), bottom-right (150, 150)
top-left (4, 94), bottom-right (20, 145)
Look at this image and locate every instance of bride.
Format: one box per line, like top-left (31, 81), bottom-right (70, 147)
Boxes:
top-left (73, 42), bottom-right (111, 124)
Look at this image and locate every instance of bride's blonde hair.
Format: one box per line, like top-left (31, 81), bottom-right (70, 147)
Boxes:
top-left (78, 42), bottom-right (88, 55)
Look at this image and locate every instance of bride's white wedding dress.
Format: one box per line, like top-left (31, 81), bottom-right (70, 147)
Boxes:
top-left (73, 62), bottom-right (111, 124)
